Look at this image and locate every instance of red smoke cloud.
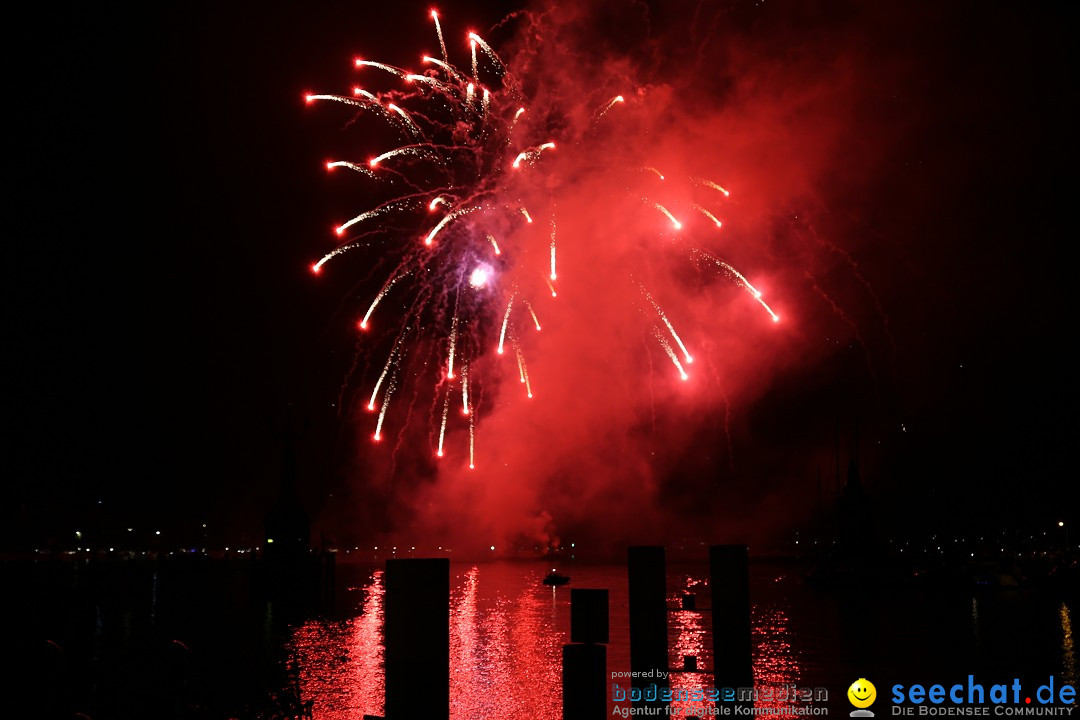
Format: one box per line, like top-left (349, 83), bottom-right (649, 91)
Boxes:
top-left (330, 0), bottom-right (924, 556)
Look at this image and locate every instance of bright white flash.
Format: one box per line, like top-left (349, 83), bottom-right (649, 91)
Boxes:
top-left (469, 267), bottom-right (490, 288)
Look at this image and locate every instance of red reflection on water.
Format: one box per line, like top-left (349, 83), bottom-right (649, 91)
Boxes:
top-left (666, 575), bottom-right (802, 715)
top-left (449, 564), bottom-right (562, 719)
top-left (751, 600), bottom-right (801, 710)
top-left (289, 569), bottom-right (385, 719)
top-left (290, 564), bottom-right (563, 720)
top-left (670, 576), bottom-right (718, 716)
top-left (287, 564), bottom-right (802, 719)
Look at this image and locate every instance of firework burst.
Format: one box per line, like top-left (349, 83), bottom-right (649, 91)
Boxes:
top-left (305, 10), bottom-right (780, 468)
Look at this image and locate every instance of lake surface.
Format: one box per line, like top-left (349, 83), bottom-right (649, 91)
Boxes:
top-left (7, 557), bottom-right (1076, 719)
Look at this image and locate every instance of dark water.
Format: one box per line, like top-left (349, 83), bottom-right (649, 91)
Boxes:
top-left (6, 558), bottom-right (1076, 719)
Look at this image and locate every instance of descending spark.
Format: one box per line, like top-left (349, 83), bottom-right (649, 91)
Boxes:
top-left (405, 73), bottom-right (441, 86)
top-left (597, 94), bottom-right (625, 119)
top-left (387, 103), bottom-right (422, 139)
top-left (485, 233), bottom-right (501, 255)
top-left (653, 328), bottom-right (689, 381)
top-left (335, 198), bottom-right (418, 237)
top-left (354, 59), bottom-right (407, 78)
top-left (429, 196), bottom-right (447, 211)
top-left (692, 203), bottom-right (723, 228)
top-left (424, 206), bottom-right (479, 246)
top-left (512, 142), bottom-right (555, 169)
top-left (756, 296), bottom-right (781, 322)
top-left (312, 241), bottom-right (362, 273)
top-left (305, 93), bottom-right (368, 110)
top-left (694, 249), bottom-right (781, 322)
top-left (549, 236), bottom-right (557, 281)
top-left (461, 364), bottom-right (470, 415)
top-left (360, 273), bottom-right (407, 330)
top-left (482, 87), bottom-right (490, 115)
top-left (422, 55), bottom-right (462, 82)
top-left (326, 161), bottom-right (379, 180)
top-left (374, 377), bottom-right (395, 441)
top-left (544, 276), bottom-right (557, 297)
top-left (468, 405), bottom-right (475, 469)
top-left (446, 315), bottom-right (458, 379)
top-left (471, 37), bottom-right (478, 80)
top-left (513, 343), bottom-right (534, 398)
top-left (497, 294), bottom-right (515, 354)
top-left (514, 343), bottom-right (526, 382)
top-left (692, 176), bottom-right (731, 197)
top-left (368, 145), bottom-right (435, 169)
top-left (525, 300), bottom-right (541, 331)
top-left (369, 353), bottom-right (395, 411)
top-left (431, 10), bottom-right (448, 63)
top-left (437, 388), bottom-right (450, 457)
top-left (514, 107), bottom-right (526, 121)
top-left (643, 287), bottom-right (693, 364)
top-left (346, 88), bottom-right (397, 122)
top-left (467, 32), bottom-right (505, 75)
top-left (642, 166), bottom-right (665, 180)
top-left (648, 200), bottom-right (682, 230)
top-left (519, 207), bottom-right (533, 223)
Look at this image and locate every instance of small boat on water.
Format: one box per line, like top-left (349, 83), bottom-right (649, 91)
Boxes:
top-left (542, 570), bottom-right (570, 586)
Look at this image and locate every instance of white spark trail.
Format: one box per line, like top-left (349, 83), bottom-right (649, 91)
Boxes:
top-left (447, 315), bottom-right (458, 379)
top-left (431, 10), bottom-right (448, 64)
top-left (497, 293), bottom-right (515, 354)
top-left (354, 59), bottom-right (407, 78)
top-left (336, 197), bottom-right (418, 236)
top-left (374, 377), bottom-right (395, 440)
top-left (692, 176), bottom-right (731, 197)
top-left (305, 94), bottom-right (369, 110)
top-left (422, 55), bottom-right (462, 82)
top-left (693, 249), bottom-right (781, 322)
top-left (437, 388), bottom-right (450, 457)
top-left (512, 142), bottom-right (556, 169)
top-left (369, 353), bottom-right (395, 411)
top-left (424, 206), bottom-right (479, 246)
top-left (653, 328), bottom-right (689, 381)
top-left (692, 203), bottom-right (723, 228)
top-left (596, 94), bottom-right (625, 119)
top-left (387, 103), bottom-right (422, 139)
top-left (525, 300), bottom-right (541, 331)
top-left (645, 199), bottom-right (682, 230)
top-left (326, 161), bottom-right (379, 180)
top-left (468, 32), bottom-right (506, 75)
top-left (468, 405), bottom-right (475, 469)
top-left (360, 273), bottom-right (408, 329)
top-left (461, 364), bottom-right (470, 415)
top-left (643, 287), bottom-right (693, 364)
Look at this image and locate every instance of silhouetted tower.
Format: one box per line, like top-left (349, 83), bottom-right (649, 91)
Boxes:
top-left (836, 418), bottom-right (871, 552)
top-left (264, 421), bottom-right (310, 559)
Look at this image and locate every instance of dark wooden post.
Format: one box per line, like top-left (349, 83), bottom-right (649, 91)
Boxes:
top-left (385, 558), bottom-right (449, 720)
top-left (709, 545), bottom-right (752, 688)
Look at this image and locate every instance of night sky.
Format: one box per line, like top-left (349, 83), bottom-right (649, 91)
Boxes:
top-left (5, 0), bottom-right (1076, 554)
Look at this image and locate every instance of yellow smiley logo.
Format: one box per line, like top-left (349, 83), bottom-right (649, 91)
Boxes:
top-left (848, 678), bottom-right (877, 708)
